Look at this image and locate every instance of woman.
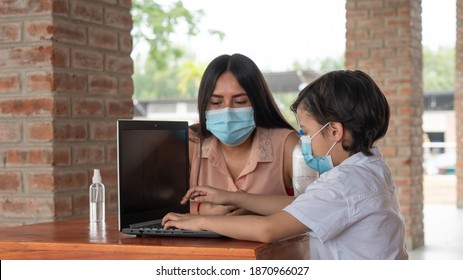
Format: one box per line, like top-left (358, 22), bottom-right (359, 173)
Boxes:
top-left (189, 53), bottom-right (299, 215)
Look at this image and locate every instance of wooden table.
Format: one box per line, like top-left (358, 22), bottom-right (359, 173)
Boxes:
top-left (0, 215), bottom-right (309, 260)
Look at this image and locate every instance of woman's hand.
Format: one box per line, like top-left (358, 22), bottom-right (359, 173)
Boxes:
top-left (182, 185), bottom-right (235, 206)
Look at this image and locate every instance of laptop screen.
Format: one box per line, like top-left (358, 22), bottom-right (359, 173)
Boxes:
top-left (117, 120), bottom-right (190, 229)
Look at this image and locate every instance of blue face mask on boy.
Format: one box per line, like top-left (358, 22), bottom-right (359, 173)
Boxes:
top-left (301, 123), bottom-right (337, 174)
top-left (206, 107), bottom-right (256, 146)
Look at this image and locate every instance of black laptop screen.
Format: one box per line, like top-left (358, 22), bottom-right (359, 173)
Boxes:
top-left (117, 120), bottom-right (189, 228)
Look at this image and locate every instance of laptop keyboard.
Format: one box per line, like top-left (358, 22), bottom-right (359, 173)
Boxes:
top-left (123, 221), bottom-right (222, 237)
top-left (139, 223), bottom-right (181, 231)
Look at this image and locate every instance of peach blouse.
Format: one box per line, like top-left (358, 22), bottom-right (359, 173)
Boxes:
top-left (189, 127), bottom-right (296, 195)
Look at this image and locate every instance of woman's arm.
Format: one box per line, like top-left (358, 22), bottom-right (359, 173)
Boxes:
top-left (188, 128), bottom-right (198, 214)
top-left (283, 131), bottom-right (299, 195)
top-left (191, 201), bottom-right (238, 215)
top-left (184, 185), bottom-right (295, 216)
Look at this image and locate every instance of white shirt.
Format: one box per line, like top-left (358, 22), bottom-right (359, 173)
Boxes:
top-left (284, 147), bottom-right (408, 260)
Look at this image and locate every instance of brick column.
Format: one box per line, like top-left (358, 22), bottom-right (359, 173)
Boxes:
top-left (456, 0), bottom-right (463, 208)
top-left (0, 0), bottom-right (133, 227)
top-left (345, 0), bottom-right (424, 249)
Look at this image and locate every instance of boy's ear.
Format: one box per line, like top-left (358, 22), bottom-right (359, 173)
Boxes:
top-left (328, 122), bottom-right (344, 141)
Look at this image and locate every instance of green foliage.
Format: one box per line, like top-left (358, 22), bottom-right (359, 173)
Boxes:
top-left (131, 0), bottom-right (454, 101)
top-left (131, 1), bottom-right (224, 100)
top-left (131, 0), bottom-right (203, 70)
top-left (133, 54), bottom-right (205, 99)
top-left (318, 55), bottom-right (345, 73)
top-left (423, 46), bottom-right (455, 91)
top-left (292, 55), bottom-right (345, 73)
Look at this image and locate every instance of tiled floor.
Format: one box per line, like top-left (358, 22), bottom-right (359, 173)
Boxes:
top-left (408, 204), bottom-right (463, 259)
top-left (408, 175), bottom-right (463, 260)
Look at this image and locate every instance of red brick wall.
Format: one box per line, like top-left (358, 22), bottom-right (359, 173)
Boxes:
top-left (457, 0), bottom-right (463, 207)
top-left (0, 0), bottom-right (133, 226)
top-left (345, 0), bottom-right (424, 249)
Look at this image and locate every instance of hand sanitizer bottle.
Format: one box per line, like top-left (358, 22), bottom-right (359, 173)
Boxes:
top-left (89, 169), bottom-right (105, 223)
top-left (292, 129), bottom-right (318, 196)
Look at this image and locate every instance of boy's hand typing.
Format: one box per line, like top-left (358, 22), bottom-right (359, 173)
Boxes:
top-left (161, 213), bottom-right (204, 231)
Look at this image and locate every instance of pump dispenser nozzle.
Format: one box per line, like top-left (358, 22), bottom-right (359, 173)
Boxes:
top-left (92, 169), bottom-right (102, 184)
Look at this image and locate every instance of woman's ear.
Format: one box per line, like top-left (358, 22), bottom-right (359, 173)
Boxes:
top-left (328, 122), bottom-right (344, 141)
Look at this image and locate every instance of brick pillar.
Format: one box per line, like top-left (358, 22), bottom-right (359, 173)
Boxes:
top-left (456, 0), bottom-right (463, 207)
top-left (0, 0), bottom-right (134, 227)
top-left (345, 0), bottom-right (424, 249)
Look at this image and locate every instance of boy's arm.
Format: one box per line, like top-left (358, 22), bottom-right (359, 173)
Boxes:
top-left (163, 210), bottom-right (308, 243)
top-left (232, 191), bottom-right (295, 215)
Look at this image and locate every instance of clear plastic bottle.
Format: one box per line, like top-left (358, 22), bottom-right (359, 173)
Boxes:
top-left (292, 130), bottom-right (318, 197)
top-left (89, 169), bottom-right (105, 223)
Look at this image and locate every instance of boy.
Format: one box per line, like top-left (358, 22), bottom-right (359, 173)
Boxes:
top-left (162, 70), bottom-right (408, 260)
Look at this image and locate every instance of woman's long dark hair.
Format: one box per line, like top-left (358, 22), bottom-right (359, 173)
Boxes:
top-left (190, 53), bottom-right (294, 140)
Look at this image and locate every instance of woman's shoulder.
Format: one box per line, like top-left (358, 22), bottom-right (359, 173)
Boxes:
top-left (266, 127), bottom-right (298, 147)
top-left (260, 127), bottom-right (297, 138)
top-left (256, 127), bottom-right (298, 155)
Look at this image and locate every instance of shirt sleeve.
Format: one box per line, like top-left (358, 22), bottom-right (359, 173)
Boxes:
top-left (283, 180), bottom-right (350, 242)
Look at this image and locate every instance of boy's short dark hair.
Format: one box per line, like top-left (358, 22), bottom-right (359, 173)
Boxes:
top-left (290, 70), bottom-right (390, 156)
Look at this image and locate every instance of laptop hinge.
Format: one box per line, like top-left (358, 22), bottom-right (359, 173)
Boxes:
top-left (129, 219), bottom-right (162, 228)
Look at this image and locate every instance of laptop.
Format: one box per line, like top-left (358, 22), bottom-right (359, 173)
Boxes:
top-left (117, 119), bottom-right (221, 238)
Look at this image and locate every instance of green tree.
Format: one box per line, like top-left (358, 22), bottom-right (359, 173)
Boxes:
top-left (131, 0), bottom-right (224, 99)
top-left (318, 55), bottom-right (345, 73)
top-left (292, 55), bottom-right (345, 73)
top-left (133, 53), bottom-right (205, 99)
top-left (131, 0), bottom-right (202, 70)
top-left (423, 46), bottom-right (455, 91)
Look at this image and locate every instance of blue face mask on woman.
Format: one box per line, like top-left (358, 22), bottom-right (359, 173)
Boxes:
top-left (206, 107), bottom-right (256, 146)
top-left (301, 123), bottom-right (337, 174)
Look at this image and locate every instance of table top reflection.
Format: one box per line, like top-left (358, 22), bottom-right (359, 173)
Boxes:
top-left (0, 214), bottom-right (309, 260)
